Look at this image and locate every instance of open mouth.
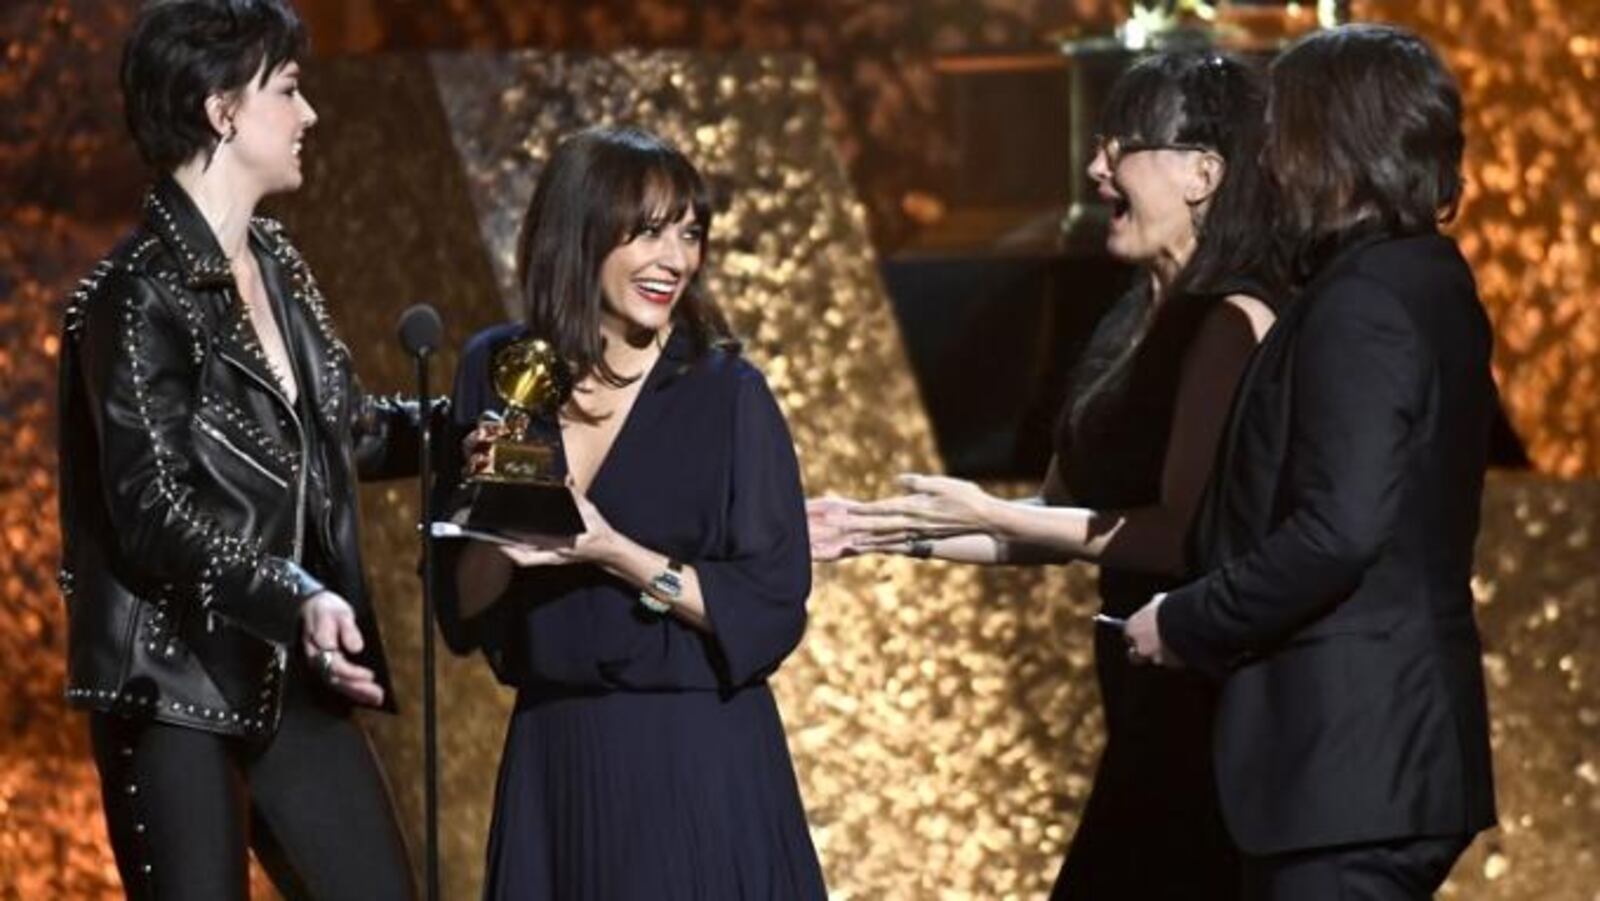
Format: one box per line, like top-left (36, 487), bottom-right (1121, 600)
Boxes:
top-left (1100, 187), bottom-right (1130, 224)
top-left (634, 278), bottom-right (678, 305)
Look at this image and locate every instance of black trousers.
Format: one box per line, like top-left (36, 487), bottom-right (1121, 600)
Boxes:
top-left (90, 657), bottom-right (414, 901)
top-left (1051, 619), bottom-right (1238, 900)
top-left (1242, 834), bottom-right (1473, 901)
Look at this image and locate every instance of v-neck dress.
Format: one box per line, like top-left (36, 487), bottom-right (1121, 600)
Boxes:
top-left (435, 323), bottom-right (826, 900)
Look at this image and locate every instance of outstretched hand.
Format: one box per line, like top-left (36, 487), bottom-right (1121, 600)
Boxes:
top-left (806, 474), bottom-right (994, 561)
top-left (845, 473), bottom-right (995, 541)
top-left (807, 495), bottom-right (862, 561)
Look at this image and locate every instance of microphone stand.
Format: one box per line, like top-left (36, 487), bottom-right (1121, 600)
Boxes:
top-left (414, 347), bottom-right (441, 901)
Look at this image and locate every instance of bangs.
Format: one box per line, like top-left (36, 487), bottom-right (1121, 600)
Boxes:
top-left (1098, 62), bottom-right (1186, 144)
top-left (239, 2), bottom-right (310, 89)
top-left (621, 156), bottom-right (711, 239)
top-left (251, 20), bottom-right (308, 87)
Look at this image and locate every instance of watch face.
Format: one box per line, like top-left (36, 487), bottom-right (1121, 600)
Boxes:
top-left (650, 570), bottom-right (684, 600)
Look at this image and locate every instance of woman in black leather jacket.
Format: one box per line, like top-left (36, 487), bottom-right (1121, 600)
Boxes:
top-left (56, 2), bottom-right (416, 897)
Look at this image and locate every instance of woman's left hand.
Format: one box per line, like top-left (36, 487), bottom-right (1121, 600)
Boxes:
top-left (494, 483), bottom-right (620, 568)
top-left (848, 473), bottom-right (996, 543)
top-left (565, 487), bottom-right (619, 561)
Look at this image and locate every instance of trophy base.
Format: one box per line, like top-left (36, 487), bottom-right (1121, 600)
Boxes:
top-left (463, 479), bottom-right (585, 537)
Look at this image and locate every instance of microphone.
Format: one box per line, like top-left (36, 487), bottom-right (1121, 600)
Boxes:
top-left (397, 300), bottom-right (444, 901)
top-left (398, 303), bottom-right (443, 356)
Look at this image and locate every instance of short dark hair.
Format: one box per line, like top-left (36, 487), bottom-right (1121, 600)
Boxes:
top-left (120, 0), bottom-right (308, 171)
top-left (515, 125), bottom-right (733, 419)
top-left (1266, 23), bottom-right (1464, 246)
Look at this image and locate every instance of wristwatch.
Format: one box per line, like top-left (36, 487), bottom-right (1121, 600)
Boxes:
top-left (639, 559), bottom-right (684, 614)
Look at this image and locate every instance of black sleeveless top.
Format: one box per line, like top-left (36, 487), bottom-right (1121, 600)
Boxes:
top-left (1056, 275), bottom-right (1268, 615)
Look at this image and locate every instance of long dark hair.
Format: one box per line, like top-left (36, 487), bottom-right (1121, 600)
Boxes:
top-left (514, 125), bottom-right (733, 417)
top-left (1267, 23), bottom-right (1464, 270)
top-left (1060, 51), bottom-right (1281, 477)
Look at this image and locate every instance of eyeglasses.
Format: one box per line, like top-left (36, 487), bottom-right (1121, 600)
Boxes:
top-left (1092, 133), bottom-right (1216, 167)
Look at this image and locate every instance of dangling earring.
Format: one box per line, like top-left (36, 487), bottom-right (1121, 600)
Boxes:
top-left (203, 129), bottom-right (231, 173)
top-left (1189, 203), bottom-right (1206, 243)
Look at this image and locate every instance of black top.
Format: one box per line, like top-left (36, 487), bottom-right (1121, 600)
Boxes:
top-left (1056, 275), bottom-right (1268, 613)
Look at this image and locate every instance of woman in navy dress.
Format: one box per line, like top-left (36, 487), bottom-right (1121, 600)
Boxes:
top-left (433, 125), bottom-right (826, 900)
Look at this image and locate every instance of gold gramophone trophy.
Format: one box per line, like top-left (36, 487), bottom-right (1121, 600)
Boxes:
top-left (460, 335), bottom-right (585, 536)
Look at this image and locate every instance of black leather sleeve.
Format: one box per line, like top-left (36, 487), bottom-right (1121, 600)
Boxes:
top-left (349, 378), bottom-right (427, 481)
top-left (78, 268), bottom-right (323, 645)
top-left (1159, 273), bottom-right (1428, 678)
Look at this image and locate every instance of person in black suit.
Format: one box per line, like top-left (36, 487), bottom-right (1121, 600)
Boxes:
top-left (1125, 24), bottom-right (1497, 900)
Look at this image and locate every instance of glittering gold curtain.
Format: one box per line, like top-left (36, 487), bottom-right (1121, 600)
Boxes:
top-left (290, 0), bottom-right (1127, 252)
top-left (284, 0), bottom-right (1600, 478)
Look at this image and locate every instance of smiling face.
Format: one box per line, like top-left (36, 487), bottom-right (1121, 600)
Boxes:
top-left (1088, 136), bottom-right (1212, 273)
top-left (596, 207), bottom-right (705, 339)
top-left (223, 60), bottom-right (317, 196)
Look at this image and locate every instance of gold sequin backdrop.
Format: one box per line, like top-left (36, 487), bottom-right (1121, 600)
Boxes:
top-left (2, 2), bottom-right (1598, 900)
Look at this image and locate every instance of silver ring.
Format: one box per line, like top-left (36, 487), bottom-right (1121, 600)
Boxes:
top-left (907, 538), bottom-right (934, 559)
top-left (316, 648), bottom-right (336, 681)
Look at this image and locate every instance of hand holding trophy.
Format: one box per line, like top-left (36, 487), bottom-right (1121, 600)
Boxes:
top-left (455, 335), bottom-right (586, 537)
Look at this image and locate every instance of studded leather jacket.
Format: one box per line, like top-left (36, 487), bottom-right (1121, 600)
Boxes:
top-left (57, 177), bottom-right (421, 738)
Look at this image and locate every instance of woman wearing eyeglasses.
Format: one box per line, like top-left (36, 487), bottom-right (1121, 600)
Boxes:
top-left (810, 52), bottom-right (1282, 898)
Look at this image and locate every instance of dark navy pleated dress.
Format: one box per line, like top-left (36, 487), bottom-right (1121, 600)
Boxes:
top-left (433, 323), bottom-right (826, 901)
